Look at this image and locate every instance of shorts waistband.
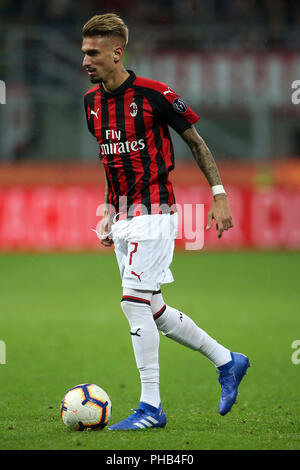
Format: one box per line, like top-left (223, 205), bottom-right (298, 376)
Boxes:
top-left (113, 205), bottom-right (177, 222)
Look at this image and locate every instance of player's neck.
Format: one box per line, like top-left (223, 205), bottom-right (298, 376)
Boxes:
top-left (102, 69), bottom-right (130, 93)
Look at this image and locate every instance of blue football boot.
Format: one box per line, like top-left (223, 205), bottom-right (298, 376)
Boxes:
top-left (108, 402), bottom-right (166, 431)
top-left (218, 352), bottom-right (250, 416)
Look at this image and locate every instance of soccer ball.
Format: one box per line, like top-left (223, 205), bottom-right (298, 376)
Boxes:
top-left (60, 383), bottom-right (112, 431)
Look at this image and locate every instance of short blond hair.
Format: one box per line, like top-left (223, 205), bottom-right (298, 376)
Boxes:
top-left (82, 13), bottom-right (129, 47)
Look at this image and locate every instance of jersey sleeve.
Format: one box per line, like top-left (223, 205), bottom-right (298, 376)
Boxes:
top-left (150, 84), bottom-right (199, 135)
top-left (84, 93), bottom-right (94, 136)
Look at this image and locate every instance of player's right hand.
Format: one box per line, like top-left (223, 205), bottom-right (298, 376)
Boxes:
top-left (98, 214), bottom-right (113, 247)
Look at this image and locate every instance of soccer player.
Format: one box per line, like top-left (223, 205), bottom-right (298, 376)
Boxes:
top-left (82, 13), bottom-right (250, 430)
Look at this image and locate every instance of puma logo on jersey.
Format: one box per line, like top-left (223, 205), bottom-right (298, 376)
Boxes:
top-left (91, 108), bottom-right (99, 119)
top-left (130, 328), bottom-right (141, 337)
top-left (131, 271), bottom-right (143, 282)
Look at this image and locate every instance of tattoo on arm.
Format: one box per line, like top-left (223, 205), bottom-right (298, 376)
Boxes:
top-left (181, 126), bottom-right (222, 187)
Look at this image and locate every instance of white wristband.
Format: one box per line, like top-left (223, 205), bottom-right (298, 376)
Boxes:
top-left (212, 185), bottom-right (227, 196)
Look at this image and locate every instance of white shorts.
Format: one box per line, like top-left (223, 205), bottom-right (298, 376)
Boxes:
top-left (111, 213), bottom-right (178, 291)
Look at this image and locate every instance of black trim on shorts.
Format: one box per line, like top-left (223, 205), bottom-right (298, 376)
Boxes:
top-left (121, 295), bottom-right (151, 306)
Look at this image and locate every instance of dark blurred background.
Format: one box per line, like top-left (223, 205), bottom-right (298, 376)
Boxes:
top-left (1, 0), bottom-right (300, 162)
top-left (1, 0), bottom-right (300, 251)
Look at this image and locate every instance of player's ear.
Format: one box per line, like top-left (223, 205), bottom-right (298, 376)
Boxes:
top-left (113, 46), bottom-right (123, 63)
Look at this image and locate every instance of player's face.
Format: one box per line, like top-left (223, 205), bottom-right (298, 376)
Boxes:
top-left (81, 36), bottom-right (117, 83)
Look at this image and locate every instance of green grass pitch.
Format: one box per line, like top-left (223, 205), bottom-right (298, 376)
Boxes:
top-left (0, 250), bottom-right (299, 450)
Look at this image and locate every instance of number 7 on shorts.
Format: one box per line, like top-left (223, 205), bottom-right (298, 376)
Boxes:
top-left (129, 242), bottom-right (138, 266)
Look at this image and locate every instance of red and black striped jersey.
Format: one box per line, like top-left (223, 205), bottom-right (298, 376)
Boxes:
top-left (84, 70), bottom-right (199, 216)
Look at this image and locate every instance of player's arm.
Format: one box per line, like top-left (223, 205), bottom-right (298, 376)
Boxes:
top-left (99, 172), bottom-right (113, 247)
top-left (83, 95), bottom-right (113, 246)
top-left (181, 125), bottom-right (234, 239)
top-left (103, 173), bottom-right (109, 217)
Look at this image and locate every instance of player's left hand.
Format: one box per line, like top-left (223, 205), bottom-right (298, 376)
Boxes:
top-left (206, 194), bottom-right (234, 239)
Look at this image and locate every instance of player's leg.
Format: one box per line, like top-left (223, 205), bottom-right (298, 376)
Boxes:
top-left (151, 290), bottom-right (250, 415)
top-left (108, 215), bottom-right (168, 430)
top-left (108, 287), bottom-right (166, 430)
top-left (151, 290), bottom-right (231, 367)
top-left (121, 287), bottom-right (160, 408)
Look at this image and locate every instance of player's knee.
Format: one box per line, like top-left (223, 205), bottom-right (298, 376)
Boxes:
top-left (120, 289), bottom-right (152, 322)
top-left (120, 299), bottom-right (132, 318)
top-left (154, 306), bottom-right (183, 335)
top-left (151, 290), bottom-right (166, 317)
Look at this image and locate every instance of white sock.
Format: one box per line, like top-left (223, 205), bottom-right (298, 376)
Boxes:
top-left (151, 291), bottom-right (231, 368)
top-left (121, 288), bottom-right (161, 408)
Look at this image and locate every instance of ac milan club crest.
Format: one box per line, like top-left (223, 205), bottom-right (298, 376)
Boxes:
top-left (130, 101), bottom-right (138, 117)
